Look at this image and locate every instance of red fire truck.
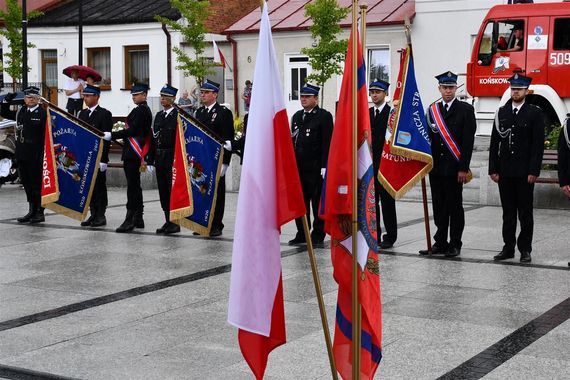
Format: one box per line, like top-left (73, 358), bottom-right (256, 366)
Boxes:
top-left (467, 2), bottom-right (570, 134)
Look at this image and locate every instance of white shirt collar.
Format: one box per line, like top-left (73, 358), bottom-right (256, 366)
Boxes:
top-left (164, 107), bottom-right (174, 116)
top-left (27, 105), bottom-right (39, 112)
top-left (374, 102), bottom-right (386, 114)
top-left (206, 103), bottom-right (216, 113)
top-left (512, 100), bottom-right (525, 111)
top-left (441, 98), bottom-right (455, 108)
top-left (303, 107), bottom-right (315, 114)
top-left (88, 105), bottom-right (98, 113)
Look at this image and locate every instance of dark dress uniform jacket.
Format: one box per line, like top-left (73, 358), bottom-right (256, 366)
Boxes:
top-left (429, 100), bottom-right (477, 175)
top-left (147, 108), bottom-right (178, 165)
top-left (489, 100), bottom-right (545, 178)
top-left (112, 101), bottom-right (152, 161)
top-left (1, 103), bottom-right (46, 162)
top-left (291, 106), bottom-right (333, 173)
top-left (557, 122), bottom-right (570, 187)
top-left (78, 106), bottom-right (113, 163)
top-left (195, 102), bottom-right (234, 165)
top-left (370, 104), bottom-right (391, 174)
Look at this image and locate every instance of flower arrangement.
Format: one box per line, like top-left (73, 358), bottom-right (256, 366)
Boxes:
top-left (112, 121), bottom-right (125, 144)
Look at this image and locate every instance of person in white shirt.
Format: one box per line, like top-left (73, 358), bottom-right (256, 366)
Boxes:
top-left (64, 69), bottom-right (84, 116)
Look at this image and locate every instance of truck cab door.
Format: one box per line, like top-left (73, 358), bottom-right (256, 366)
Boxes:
top-left (526, 17), bottom-right (550, 86)
top-left (471, 18), bottom-right (527, 97)
top-left (548, 17), bottom-right (570, 98)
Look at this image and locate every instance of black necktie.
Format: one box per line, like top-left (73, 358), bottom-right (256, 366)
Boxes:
top-left (375, 109), bottom-right (380, 119)
top-left (303, 112), bottom-right (308, 121)
top-left (444, 103), bottom-right (449, 113)
top-left (513, 108), bottom-right (518, 116)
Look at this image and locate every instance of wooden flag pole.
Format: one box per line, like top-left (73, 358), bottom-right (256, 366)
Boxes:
top-left (301, 216), bottom-right (338, 380)
top-left (421, 178), bottom-right (433, 253)
top-left (257, 1), bottom-right (337, 378)
top-left (351, 1), bottom-right (361, 379)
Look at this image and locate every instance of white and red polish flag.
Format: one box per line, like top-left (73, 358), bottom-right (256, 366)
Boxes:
top-left (227, 2), bottom-right (305, 379)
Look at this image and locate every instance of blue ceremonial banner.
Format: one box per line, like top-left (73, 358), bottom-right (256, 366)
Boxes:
top-left (390, 45), bottom-right (433, 166)
top-left (174, 111), bottom-right (223, 235)
top-left (41, 106), bottom-right (103, 221)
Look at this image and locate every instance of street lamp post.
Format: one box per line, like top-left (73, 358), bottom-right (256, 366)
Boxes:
top-left (22, 0), bottom-right (28, 89)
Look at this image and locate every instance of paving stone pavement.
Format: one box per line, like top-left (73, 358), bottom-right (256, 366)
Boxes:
top-left (0, 183), bottom-right (569, 379)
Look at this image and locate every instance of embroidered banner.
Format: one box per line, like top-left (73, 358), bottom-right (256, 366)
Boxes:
top-left (171, 111), bottom-right (223, 235)
top-left (41, 107), bottom-right (103, 221)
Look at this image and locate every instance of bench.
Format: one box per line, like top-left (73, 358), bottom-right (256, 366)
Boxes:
top-left (536, 149), bottom-right (559, 184)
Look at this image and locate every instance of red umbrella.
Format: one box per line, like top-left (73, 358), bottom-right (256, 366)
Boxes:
top-left (63, 65), bottom-right (102, 82)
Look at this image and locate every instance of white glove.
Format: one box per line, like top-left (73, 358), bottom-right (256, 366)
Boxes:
top-left (103, 132), bottom-right (112, 141)
top-left (221, 164), bottom-right (229, 177)
top-left (321, 168), bottom-right (326, 178)
top-left (99, 162), bottom-right (108, 172)
top-left (146, 165), bottom-right (155, 174)
top-left (223, 140), bottom-right (232, 151)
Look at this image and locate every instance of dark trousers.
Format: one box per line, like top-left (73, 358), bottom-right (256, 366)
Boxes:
top-left (498, 177), bottom-right (534, 253)
top-left (155, 150), bottom-right (174, 212)
top-left (123, 159), bottom-right (143, 211)
top-left (90, 170), bottom-right (108, 211)
top-left (19, 159), bottom-right (42, 204)
top-left (430, 174), bottom-right (465, 248)
top-left (374, 176), bottom-right (397, 244)
top-left (294, 171), bottom-right (325, 241)
top-left (66, 98), bottom-right (83, 116)
top-left (212, 175), bottom-right (226, 231)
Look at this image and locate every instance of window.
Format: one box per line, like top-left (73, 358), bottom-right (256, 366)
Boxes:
top-left (124, 45), bottom-right (149, 88)
top-left (367, 47), bottom-right (390, 85)
top-left (87, 47), bottom-right (111, 89)
top-left (553, 18), bottom-right (570, 51)
top-left (477, 20), bottom-right (525, 66)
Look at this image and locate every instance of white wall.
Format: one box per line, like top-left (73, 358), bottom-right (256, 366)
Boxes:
top-left (4, 22), bottom-right (181, 116)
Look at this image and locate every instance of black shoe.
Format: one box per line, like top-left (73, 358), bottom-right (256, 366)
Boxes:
top-left (156, 222), bottom-right (169, 234)
top-left (81, 214), bottom-right (95, 227)
top-left (288, 236), bottom-right (306, 246)
top-left (493, 250), bottom-right (515, 261)
top-left (29, 208), bottom-right (45, 224)
top-left (209, 228), bottom-right (222, 237)
top-left (90, 215), bottom-right (106, 227)
top-left (192, 231), bottom-right (200, 236)
top-left (313, 240), bottom-right (325, 248)
top-left (520, 251), bottom-right (532, 263)
top-left (419, 243), bottom-right (447, 256)
top-left (116, 210), bottom-right (135, 233)
top-left (134, 208), bottom-right (144, 229)
top-left (380, 240), bottom-right (395, 249)
top-left (17, 204), bottom-right (35, 223)
top-left (446, 247), bottom-right (461, 257)
top-left (163, 222), bottom-right (181, 235)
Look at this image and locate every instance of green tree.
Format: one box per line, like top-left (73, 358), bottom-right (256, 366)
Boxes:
top-left (0, 0), bottom-right (42, 89)
top-left (301, 0), bottom-right (349, 106)
top-left (156, 0), bottom-right (215, 84)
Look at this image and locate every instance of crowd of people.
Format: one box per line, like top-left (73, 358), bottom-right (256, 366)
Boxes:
top-left (2, 71), bottom-right (569, 265)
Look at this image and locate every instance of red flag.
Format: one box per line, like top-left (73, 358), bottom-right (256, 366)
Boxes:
top-left (320, 30), bottom-right (382, 379)
top-left (41, 114), bottom-right (59, 205)
top-left (169, 116), bottom-right (193, 221)
top-left (228, 2), bottom-right (305, 379)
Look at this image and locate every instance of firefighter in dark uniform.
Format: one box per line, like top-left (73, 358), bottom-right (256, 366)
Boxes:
top-left (369, 79), bottom-right (398, 249)
top-left (146, 84), bottom-right (180, 235)
top-left (288, 83), bottom-right (333, 247)
top-left (421, 71), bottom-right (476, 257)
top-left (557, 116), bottom-right (570, 267)
top-left (489, 74), bottom-right (544, 263)
top-left (1, 86), bottom-right (47, 224)
top-left (195, 79), bottom-right (235, 237)
top-left (78, 84), bottom-right (113, 227)
top-left (103, 83), bottom-right (152, 233)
